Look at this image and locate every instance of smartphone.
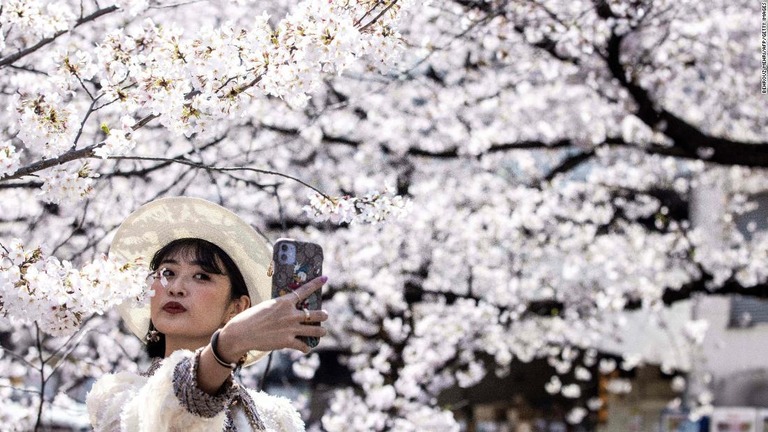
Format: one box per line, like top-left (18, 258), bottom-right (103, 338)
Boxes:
top-left (271, 238), bottom-right (324, 348)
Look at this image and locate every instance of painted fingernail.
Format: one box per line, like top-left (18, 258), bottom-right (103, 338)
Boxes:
top-left (320, 276), bottom-right (328, 283)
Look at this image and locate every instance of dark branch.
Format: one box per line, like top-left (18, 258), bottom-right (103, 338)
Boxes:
top-left (1, 145), bottom-right (98, 181)
top-left (512, 24), bottom-right (581, 66)
top-left (663, 276), bottom-right (768, 304)
top-left (602, 19), bottom-right (768, 167)
top-left (0, 6), bottom-right (119, 68)
top-left (264, 217), bottom-right (348, 232)
top-left (543, 150), bottom-right (595, 181)
top-left (106, 155), bottom-right (331, 198)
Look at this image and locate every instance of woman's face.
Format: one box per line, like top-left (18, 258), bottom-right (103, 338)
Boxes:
top-left (149, 248), bottom-right (243, 353)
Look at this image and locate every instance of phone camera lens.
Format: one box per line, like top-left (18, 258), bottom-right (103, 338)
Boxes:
top-left (281, 253), bottom-right (288, 262)
top-left (281, 244), bottom-right (288, 251)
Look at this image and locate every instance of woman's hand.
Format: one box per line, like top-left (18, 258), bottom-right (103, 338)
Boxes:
top-left (217, 276), bottom-right (329, 360)
top-left (196, 276), bottom-right (328, 394)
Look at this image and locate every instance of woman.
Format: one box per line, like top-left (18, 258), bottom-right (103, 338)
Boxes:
top-left (86, 196), bottom-right (328, 431)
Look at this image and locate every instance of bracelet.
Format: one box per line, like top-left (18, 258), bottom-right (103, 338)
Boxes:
top-left (210, 329), bottom-right (237, 369)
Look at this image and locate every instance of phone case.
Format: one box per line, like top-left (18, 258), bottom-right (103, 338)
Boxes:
top-left (271, 238), bottom-right (323, 348)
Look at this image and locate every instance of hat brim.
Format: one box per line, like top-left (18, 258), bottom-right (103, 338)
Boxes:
top-left (110, 197), bottom-right (272, 366)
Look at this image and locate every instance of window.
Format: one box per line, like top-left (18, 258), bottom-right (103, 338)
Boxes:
top-left (729, 296), bottom-right (768, 328)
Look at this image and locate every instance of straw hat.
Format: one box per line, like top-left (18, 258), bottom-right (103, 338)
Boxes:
top-left (110, 196), bottom-right (272, 365)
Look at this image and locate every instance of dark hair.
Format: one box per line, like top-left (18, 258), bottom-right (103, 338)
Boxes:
top-left (145, 238), bottom-right (249, 358)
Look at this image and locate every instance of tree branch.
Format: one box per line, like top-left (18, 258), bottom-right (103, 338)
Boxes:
top-left (106, 155), bottom-right (332, 199)
top-left (357, 1), bottom-right (399, 32)
top-left (543, 150), bottom-right (595, 181)
top-left (601, 15), bottom-right (768, 167)
top-left (0, 6), bottom-right (119, 68)
top-left (663, 275), bottom-right (768, 304)
top-left (1, 145), bottom-right (98, 181)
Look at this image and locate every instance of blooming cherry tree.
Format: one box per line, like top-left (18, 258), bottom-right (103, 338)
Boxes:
top-left (1, 0), bottom-right (766, 430)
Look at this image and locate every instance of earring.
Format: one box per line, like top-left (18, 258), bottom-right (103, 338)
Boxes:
top-left (146, 329), bottom-right (161, 343)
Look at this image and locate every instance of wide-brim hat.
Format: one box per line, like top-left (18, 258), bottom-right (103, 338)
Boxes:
top-left (110, 196), bottom-right (272, 366)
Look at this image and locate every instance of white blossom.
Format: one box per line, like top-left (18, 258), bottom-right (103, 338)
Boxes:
top-left (0, 143), bottom-right (22, 178)
top-left (0, 0), bottom-right (74, 40)
top-left (304, 188), bottom-right (411, 224)
top-left (575, 366), bottom-right (592, 381)
top-left (561, 383), bottom-right (581, 399)
top-left (544, 375), bottom-right (562, 394)
top-left (671, 376), bottom-right (686, 393)
top-left (14, 93), bottom-right (78, 158)
top-left (0, 240), bottom-right (151, 337)
top-left (605, 378), bottom-right (633, 395)
top-left (292, 352), bottom-right (320, 380)
top-left (0, 0), bottom-right (764, 428)
top-left (456, 361), bottom-right (485, 388)
top-left (37, 165), bottom-right (96, 204)
top-left (566, 407), bottom-right (588, 424)
top-left (587, 397), bottom-right (604, 410)
top-left (93, 116), bottom-right (137, 159)
top-left (599, 358), bottom-right (617, 374)
top-left (684, 319), bottom-right (709, 345)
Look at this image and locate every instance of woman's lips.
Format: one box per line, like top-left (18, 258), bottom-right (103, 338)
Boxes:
top-left (162, 302), bottom-right (187, 314)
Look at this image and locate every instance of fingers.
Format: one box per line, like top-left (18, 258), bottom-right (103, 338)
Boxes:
top-left (284, 275), bottom-right (327, 303)
top-left (310, 310), bottom-right (328, 322)
top-left (288, 339), bottom-right (311, 354)
top-left (296, 309), bottom-right (328, 324)
top-left (296, 325), bottom-right (327, 338)
top-left (287, 333), bottom-right (326, 354)
top-left (241, 276), bottom-right (329, 354)
top-left (288, 311), bottom-right (327, 354)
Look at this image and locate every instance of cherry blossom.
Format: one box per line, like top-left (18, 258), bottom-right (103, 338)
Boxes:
top-left (0, 0), bottom-right (766, 429)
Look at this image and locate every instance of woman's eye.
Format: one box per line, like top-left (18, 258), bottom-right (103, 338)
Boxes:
top-left (193, 273), bottom-right (211, 281)
top-left (160, 269), bottom-right (174, 277)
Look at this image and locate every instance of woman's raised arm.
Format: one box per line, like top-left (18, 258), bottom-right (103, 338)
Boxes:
top-left (196, 276), bottom-right (329, 395)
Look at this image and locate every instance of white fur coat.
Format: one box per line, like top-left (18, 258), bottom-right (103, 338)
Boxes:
top-left (86, 350), bottom-right (305, 432)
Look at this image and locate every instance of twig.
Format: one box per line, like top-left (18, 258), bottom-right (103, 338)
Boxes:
top-left (0, 6), bottom-right (119, 68)
top-left (132, 113), bottom-right (161, 131)
top-left (33, 324), bottom-right (45, 432)
top-left (0, 145), bottom-right (98, 181)
top-left (354, 0), bottom-right (386, 27)
top-left (0, 345), bottom-right (38, 369)
top-left (72, 94), bottom-right (106, 148)
top-left (106, 155), bottom-right (332, 199)
top-left (358, 1), bottom-right (400, 32)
